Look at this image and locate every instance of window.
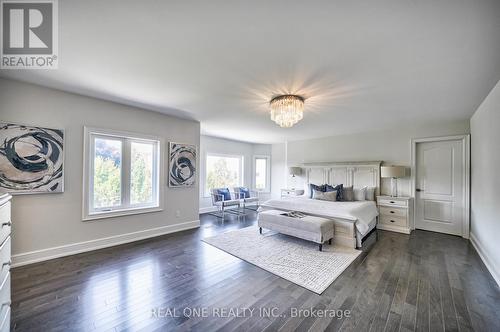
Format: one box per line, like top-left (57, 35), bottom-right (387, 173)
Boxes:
top-left (205, 153), bottom-right (243, 196)
top-left (83, 128), bottom-right (161, 220)
top-left (253, 155), bottom-right (270, 192)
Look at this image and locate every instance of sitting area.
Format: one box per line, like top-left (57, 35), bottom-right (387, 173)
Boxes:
top-left (258, 209), bottom-right (334, 251)
top-left (209, 188), bottom-right (243, 219)
top-left (233, 187), bottom-right (260, 211)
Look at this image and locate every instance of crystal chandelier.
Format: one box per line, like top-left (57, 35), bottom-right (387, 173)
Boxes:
top-left (269, 95), bottom-right (305, 128)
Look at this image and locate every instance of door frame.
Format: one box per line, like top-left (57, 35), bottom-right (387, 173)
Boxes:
top-left (410, 135), bottom-right (470, 238)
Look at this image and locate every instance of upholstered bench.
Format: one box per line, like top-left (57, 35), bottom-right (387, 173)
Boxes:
top-left (257, 210), bottom-right (334, 251)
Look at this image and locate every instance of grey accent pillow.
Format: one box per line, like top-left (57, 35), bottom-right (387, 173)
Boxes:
top-left (365, 187), bottom-right (376, 201)
top-left (313, 189), bottom-right (337, 201)
top-left (353, 187), bottom-right (367, 201)
top-left (342, 186), bottom-right (354, 201)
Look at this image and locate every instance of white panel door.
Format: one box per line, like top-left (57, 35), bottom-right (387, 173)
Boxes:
top-left (415, 139), bottom-right (464, 235)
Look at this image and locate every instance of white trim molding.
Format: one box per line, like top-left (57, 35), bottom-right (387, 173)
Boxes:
top-left (410, 135), bottom-right (470, 238)
top-left (12, 220), bottom-right (200, 267)
top-left (199, 206), bottom-right (217, 214)
top-left (470, 232), bottom-right (500, 287)
top-left (252, 154), bottom-right (271, 193)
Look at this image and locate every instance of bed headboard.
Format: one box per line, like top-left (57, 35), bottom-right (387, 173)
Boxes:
top-left (301, 161), bottom-right (381, 196)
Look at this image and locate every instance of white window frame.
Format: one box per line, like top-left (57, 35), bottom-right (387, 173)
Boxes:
top-left (203, 152), bottom-right (244, 197)
top-left (83, 127), bottom-right (163, 221)
top-left (253, 155), bottom-right (271, 193)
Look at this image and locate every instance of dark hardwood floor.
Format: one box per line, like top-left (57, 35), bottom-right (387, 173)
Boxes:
top-left (11, 211), bottom-right (500, 332)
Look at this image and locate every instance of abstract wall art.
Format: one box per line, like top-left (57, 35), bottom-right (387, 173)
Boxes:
top-left (0, 122), bottom-right (64, 194)
top-left (169, 142), bottom-right (196, 187)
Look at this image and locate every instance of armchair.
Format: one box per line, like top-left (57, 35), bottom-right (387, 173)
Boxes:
top-left (233, 187), bottom-right (260, 211)
top-left (209, 188), bottom-right (243, 219)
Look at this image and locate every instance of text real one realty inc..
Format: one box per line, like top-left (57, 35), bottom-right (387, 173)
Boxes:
top-left (152, 307), bottom-right (351, 319)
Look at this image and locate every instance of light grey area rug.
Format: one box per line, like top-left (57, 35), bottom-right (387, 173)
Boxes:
top-left (202, 226), bottom-right (362, 294)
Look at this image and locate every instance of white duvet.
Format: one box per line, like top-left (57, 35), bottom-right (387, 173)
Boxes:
top-left (260, 196), bottom-right (378, 236)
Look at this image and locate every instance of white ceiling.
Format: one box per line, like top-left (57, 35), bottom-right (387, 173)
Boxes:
top-left (1, 0), bottom-right (499, 143)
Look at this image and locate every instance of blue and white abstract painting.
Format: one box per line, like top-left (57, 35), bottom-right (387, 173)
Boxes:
top-left (169, 142), bottom-right (196, 187)
top-left (0, 123), bottom-right (64, 194)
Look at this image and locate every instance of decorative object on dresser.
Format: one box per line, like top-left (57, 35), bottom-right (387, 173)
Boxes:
top-left (376, 196), bottom-right (413, 234)
top-left (280, 188), bottom-right (305, 198)
top-left (380, 166), bottom-right (406, 197)
top-left (0, 193), bottom-right (11, 332)
top-left (0, 122), bottom-right (64, 194)
top-left (168, 142), bottom-right (196, 187)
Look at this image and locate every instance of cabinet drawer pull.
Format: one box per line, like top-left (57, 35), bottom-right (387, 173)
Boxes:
top-left (390, 220), bottom-right (395, 223)
top-left (390, 201), bottom-right (395, 204)
top-left (390, 211), bottom-right (395, 214)
top-left (1, 221), bottom-right (11, 227)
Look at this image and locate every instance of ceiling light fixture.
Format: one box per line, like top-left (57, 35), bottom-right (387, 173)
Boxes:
top-left (269, 95), bottom-right (304, 128)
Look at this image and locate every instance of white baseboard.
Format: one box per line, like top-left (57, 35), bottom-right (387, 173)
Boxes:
top-left (470, 232), bottom-right (500, 287)
top-left (199, 206), bottom-right (217, 214)
top-left (12, 220), bottom-right (200, 268)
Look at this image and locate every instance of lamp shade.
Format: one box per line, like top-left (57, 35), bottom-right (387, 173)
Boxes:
top-left (381, 166), bottom-right (406, 178)
top-left (289, 167), bottom-right (302, 176)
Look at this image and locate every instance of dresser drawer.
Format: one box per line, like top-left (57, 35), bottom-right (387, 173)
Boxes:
top-left (379, 214), bottom-right (407, 227)
top-left (378, 198), bottom-right (407, 207)
top-left (0, 273), bottom-right (10, 315)
top-left (0, 305), bottom-right (9, 332)
top-left (379, 206), bottom-right (406, 218)
top-left (0, 203), bottom-right (10, 246)
top-left (0, 238), bottom-right (10, 285)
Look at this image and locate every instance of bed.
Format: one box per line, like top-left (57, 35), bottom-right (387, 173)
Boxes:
top-left (260, 161), bottom-right (382, 248)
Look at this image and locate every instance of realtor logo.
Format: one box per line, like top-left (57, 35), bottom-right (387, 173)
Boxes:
top-left (1, 0), bottom-right (58, 69)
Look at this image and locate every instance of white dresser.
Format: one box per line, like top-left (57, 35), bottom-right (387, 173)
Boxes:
top-left (0, 194), bottom-right (11, 332)
top-left (376, 196), bottom-right (412, 234)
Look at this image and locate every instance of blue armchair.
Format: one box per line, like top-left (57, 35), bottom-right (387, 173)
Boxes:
top-left (233, 187), bottom-right (260, 211)
top-left (209, 188), bottom-right (243, 219)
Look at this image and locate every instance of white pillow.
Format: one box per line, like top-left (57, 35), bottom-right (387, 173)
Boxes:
top-left (365, 187), bottom-right (376, 201)
top-left (313, 189), bottom-right (337, 201)
top-left (353, 187), bottom-right (367, 201)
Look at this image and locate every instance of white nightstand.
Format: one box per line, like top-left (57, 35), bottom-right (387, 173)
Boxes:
top-left (281, 189), bottom-right (305, 198)
top-left (376, 196), bottom-right (413, 234)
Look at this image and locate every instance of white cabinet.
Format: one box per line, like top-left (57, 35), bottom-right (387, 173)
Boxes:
top-left (0, 194), bottom-right (11, 332)
top-left (376, 196), bottom-right (412, 234)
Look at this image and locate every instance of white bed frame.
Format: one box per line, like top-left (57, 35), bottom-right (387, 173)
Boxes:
top-left (301, 161), bottom-right (381, 248)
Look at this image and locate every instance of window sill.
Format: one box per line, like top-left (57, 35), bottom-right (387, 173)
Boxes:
top-left (83, 206), bottom-right (163, 221)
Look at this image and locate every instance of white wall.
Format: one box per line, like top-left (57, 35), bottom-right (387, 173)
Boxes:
top-left (271, 143), bottom-right (286, 199)
top-left (271, 120), bottom-right (470, 197)
top-left (0, 78), bottom-right (200, 266)
top-left (470, 80), bottom-right (500, 286)
top-left (199, 135), bottom-right (271, 212)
